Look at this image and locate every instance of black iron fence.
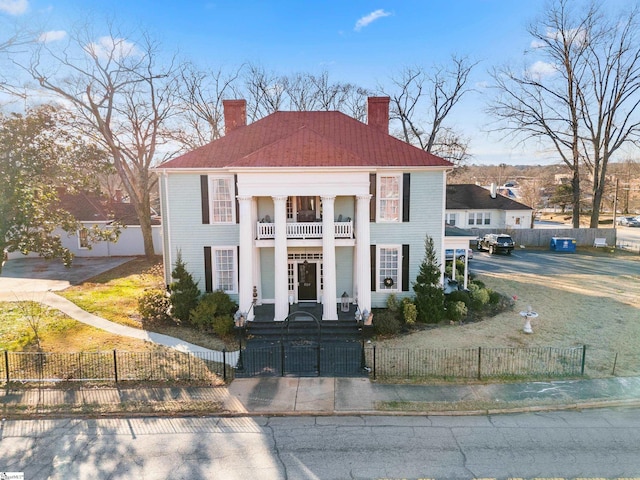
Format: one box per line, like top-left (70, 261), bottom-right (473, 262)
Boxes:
top-left (368, 345), bottom-right (586, 379)
top-left (0, 345), bottom-right (586, 384)
top-left (1, 350), bottom-right (232, 383)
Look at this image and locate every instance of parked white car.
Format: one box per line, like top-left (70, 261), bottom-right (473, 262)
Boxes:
top-left (445, 248), bottom-right (473, 261)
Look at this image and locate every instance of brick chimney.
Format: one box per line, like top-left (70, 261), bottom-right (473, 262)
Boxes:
top-left (367, 96), bottom-right (390, 134)
top-left (223, 99), bottom-right (247, 135)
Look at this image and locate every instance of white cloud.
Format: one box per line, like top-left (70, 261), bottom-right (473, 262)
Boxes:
top-left (527, 60), bottom-right (557, 79)
top-left (38, 30), bottom-right (67, 43)
top-left (530, 39), bottom-right (546, 49)
top-left (0, 0), bottom-right (28, 15)
top-left (84, 36), bottom-right (141, 61)
top-left (354, 9), bottom-right (391, 32)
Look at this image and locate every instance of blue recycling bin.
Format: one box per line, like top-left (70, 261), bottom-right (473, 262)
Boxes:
top-left (550, 237), bottom-right (576, 252)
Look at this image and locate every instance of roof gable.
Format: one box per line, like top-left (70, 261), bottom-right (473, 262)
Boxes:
top-left (446, 184), bottom-right (532, 211)
top-left (159, 110), bottom-right (451, 169)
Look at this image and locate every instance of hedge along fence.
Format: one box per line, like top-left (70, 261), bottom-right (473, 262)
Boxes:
top-left (0, 350), bottom-right (235, 384)
top-left (366, 346), bottom-right (586, 379)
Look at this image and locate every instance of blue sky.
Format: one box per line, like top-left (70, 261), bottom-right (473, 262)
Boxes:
top-left (1, 0), bottom-right (637, 165)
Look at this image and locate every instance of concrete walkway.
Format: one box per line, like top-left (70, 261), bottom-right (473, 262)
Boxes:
top-left (2, 376), bottom-right (640, 417)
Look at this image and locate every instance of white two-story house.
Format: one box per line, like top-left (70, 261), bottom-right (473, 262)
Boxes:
top-left (446, 184), bottom-right (533, 231)
top-left (156, 97), bottom-right (452, 321)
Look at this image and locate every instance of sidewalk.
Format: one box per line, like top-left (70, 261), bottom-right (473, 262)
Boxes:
top-left (3, 376), bottom-right (640, 418)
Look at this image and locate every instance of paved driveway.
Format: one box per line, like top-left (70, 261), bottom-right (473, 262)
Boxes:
top-left (470, 248), bottom-right (640, 277)
top-left (0, 257), bottom-right (132, 300)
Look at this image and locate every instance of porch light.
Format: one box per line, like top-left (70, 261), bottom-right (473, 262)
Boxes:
top-left (341, 292), bottom-right (350, 312)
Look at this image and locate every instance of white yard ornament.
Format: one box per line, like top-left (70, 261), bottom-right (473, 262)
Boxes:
top-left (519, 305), bottom-right (538, 334)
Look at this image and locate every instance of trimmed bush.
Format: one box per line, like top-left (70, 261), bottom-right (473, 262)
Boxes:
top-left (446, 289), bottom-right (471, 307)
top-left (468, 283), bottom-right (490, 310)
top-left (386, 293), bottom-right (401, 314)
top-left (169, 252), bottom-right (201, 323)
top-left (446, 300), bottom-right (468, 322)
top-left (373, 310), bottom-right (402, 336)
top-left (138, 289), bottom-right (171, 325)
top-left (189, 291), bottom-right (238, 333)
top-left (211, 314), bottom-right (234, 337)
top-left (402, 298), bottom-right (417, 326)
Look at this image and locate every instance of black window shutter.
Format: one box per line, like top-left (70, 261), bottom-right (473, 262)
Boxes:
top-left (237, 245), bottom-right (240, 285)
top-left (200, 176), bottom-right (210, 224)
top-left (369, 173), bottom-right (376, 222)
top-left (370, 244), bottom-right (376, 292)
top-left (234, 174), bottom-right (239, 224)
top-left (204, 246), bottom-right (213, 293)
top-left (402, 173), bottom-right (410, 222)
top-left (402, 244), bottom-right (410, 291)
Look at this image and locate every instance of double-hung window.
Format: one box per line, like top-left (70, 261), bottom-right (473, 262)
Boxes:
top-left (213, 247), bottom-right (237, 293)
top-left (210, 176), bottom-right (235, 223)
top-left (378, 174), bottom-right (401, 222)
top-left (378, 245), bottom-right (400, 291)
top-left (445, 213), bottom-right (457, 226)
top-left (468, 212), bottom-right (491, 226)
top-left (78, 227), bottom-right (90, 249)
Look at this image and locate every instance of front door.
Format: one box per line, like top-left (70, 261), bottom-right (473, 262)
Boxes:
top-left (297, 262), bottom-right (317, 301)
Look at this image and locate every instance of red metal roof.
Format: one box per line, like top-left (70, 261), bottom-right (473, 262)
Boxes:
top-left (159, 111), bottom-right (451, 169)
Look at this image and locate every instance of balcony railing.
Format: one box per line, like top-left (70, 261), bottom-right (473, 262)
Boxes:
top-left (256, 221), bottom-right (353, 240)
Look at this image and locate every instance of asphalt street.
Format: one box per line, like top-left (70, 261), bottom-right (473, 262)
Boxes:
top-left (2, 408), bottom-right (640, 479)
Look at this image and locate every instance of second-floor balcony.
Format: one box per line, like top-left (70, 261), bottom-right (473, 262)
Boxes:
top-left (256, 220), bottom-right (353, 240)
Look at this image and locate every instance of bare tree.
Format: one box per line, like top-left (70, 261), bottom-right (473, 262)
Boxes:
top-left (382, 56), bottom-right (477, 165)
top-left (0, 23), bottom-right (36, 101)
top-left (173, 63), bottom-right (242, 150)
top-left (244, 63), bottom-right (286, 122)
top-left (489, 0), bottom-right (640, 228)
top-left (488, 0), bottom-right (594, 228)
top-left (242, 65), bottom-right (370, 123)
top-left (577, 6), bottom-right (640, 227)
top-left (18, 22), bottom-right (182, 259)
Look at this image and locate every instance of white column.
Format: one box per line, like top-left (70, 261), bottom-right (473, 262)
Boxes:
top-left (237, 195), bottom-right (254, 320)
top-left (273, 195), bottom-right (289, 321)
top-left (356, 194), bottom-right (372, 312)
top-left (251, 199), bottom-right (261, 305)
top-left (321, 195), bottom-right (337, 320)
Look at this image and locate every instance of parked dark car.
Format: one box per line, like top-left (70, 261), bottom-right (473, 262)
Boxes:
top-left (477, 233), bottom-right (515, 255)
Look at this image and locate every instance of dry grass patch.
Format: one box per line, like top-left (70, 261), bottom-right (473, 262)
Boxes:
top-left (378, 264), bottom-right (640, 378)
top-left (59, 256), bottom-right (163, 328)
top-left (58, 256), bottom-right (229, 351)
top-left (0, 302), bottom-right (157, 352)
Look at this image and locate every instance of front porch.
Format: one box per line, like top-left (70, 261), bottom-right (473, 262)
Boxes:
top-left (250, 303), bottom-right (360, 323)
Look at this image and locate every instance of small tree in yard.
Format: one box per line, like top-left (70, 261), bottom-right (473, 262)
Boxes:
top-left (169, 252), bottom-right (200, 323)
top-left (413, 235), bottom-right (445, 323)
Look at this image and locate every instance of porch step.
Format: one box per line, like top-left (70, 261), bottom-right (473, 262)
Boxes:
top-left (246, 319), bottom-right (362, 342)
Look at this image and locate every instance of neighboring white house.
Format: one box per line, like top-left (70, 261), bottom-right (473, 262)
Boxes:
top-left (445, 184), bottom-right (533, 231)
top-left (7, 191), bottom-right (162, 260)
top-left (155, 97), bottom-right (453, 321)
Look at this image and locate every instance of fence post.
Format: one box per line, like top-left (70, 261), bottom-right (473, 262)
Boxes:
top-left (373, 345), bottom-right (376, 380)
top-left (4, 350), bottom-right (9, 383)
top-left (477, 347), bottom-right (482, 380)
top-left (222, 349), bottom-right (227, 382)
top-left (581, 345), bottom-right (587, 376)
top-left (281, 343), bottom-right (287, 377)
top-left (113, 350), bottom-right (118, 383)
